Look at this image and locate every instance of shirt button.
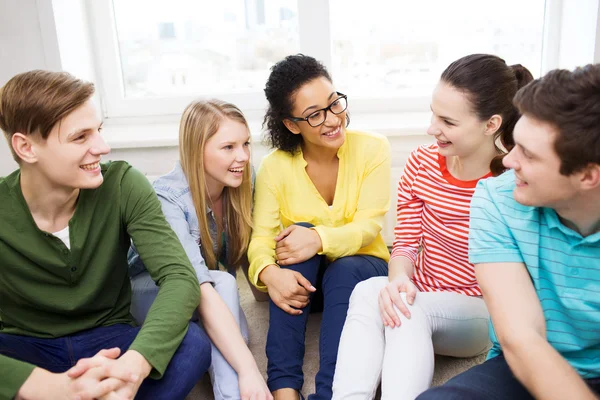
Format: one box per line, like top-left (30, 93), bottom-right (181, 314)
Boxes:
top-left (571, 268), bottom-right (579, 275)
top-left (71, 266), bottom-right (77, 272)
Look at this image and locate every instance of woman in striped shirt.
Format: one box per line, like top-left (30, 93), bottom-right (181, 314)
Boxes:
top-left (332, 54), bottom-right (533, 399)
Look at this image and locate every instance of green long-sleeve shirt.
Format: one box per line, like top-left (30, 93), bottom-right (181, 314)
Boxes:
top-left (0, 161), bottom-right (200, 399)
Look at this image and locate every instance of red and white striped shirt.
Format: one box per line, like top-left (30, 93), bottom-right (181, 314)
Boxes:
top-left (391, 144), bottom-right (492, 296)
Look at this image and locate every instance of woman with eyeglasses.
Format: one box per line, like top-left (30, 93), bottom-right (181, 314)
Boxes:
top-left (247, 54), bottom-right (391, 400)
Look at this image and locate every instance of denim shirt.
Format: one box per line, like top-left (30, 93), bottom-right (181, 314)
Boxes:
top-left (128, 162), bottom-right (232, 285)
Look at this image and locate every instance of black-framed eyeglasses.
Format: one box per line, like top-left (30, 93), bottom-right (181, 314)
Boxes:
top-left (288, 93), bottom-right (348, 127)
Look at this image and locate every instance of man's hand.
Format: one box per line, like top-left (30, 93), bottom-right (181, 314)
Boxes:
top-left (275, 225), bottom-right (322, 265)
top-left (16, 349), bottom-right (138, 400)
top-left (67, 349), bottom-right (151, 399)
top-left (260, 264), bottom-right (316, 315)
top-left (101, 350), bottom-right (152, 399)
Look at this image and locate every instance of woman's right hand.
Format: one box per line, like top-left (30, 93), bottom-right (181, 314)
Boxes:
top-left (260, 264), bottom-right (316, 315)
top-left (238, 367), bottom-right (273, 400)
top-left (378, 276), bottom-right (418, 328)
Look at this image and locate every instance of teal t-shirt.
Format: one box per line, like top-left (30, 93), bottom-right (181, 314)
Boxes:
top-left (469, 170), bottom-right (600, 379)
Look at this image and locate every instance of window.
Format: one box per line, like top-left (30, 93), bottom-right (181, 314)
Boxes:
top-left (112, 0), bottom-right (299, 98)
top-left (330, 0), bottom-right (546, 102)
top-left (89, 0), bottom-right (554, 119)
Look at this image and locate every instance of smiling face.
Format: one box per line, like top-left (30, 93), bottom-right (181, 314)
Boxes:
top-left (28, 99), bottom-right (110, 190)
top-left (203, 117), bottom-right (251, 194)
top-left (503, 114), bottom-right (582, 208)
top-left (284, 77), bottom-right (347, 153)
top-left (427, 81), bottom-right (494, 158)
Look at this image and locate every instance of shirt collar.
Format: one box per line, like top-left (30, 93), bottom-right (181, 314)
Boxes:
top-left (543, 207), bottom-right (600, 244)
top-left (295, 133), bottom-right (348, 166)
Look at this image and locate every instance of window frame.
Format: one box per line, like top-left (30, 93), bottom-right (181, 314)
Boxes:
top-left (87, 0), bottom-right (562, 120)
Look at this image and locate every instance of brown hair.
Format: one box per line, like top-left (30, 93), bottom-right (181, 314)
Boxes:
top-left (179, 100), bottom-right (253, 269)
top-left (441, 54), bottom-right (534, 176)
top-left (0, 70), bottom-right (95, 162)
top-left (513, 64), bottom-right (600, 175)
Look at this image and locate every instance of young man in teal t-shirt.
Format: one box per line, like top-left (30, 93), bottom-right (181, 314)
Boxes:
top-left (419, 65), bottom-right (600, 399)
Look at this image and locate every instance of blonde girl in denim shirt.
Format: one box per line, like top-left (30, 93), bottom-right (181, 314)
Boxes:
top-left (129, 100), bottom-right (271, 400)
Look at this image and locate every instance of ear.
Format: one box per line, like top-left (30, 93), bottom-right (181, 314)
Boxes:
top-left (282, 119), bottom-right (302, 135)
top-left (484, 114), bottom-right (503, 137)
top-left (578, 163), bottom-right (600, 190)
top-left (11, 133), bottom-right (39, 164)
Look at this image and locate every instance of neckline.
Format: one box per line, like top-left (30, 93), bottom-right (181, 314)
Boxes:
top-left (438, 153), bottom-right (492, 188)
top-left (297, 148), bottom-right (344, 209)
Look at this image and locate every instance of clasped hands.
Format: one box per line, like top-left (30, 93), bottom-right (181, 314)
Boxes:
top-left (260, 225), bottom-right (322, 315)
top-left (17, 348), bottom-right (151, 400)
top-left (274, 224), bottom-right (322, 266)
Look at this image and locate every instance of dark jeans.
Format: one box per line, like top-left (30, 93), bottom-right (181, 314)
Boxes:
top-left (417, 354), bottom-right (600, 400)
top-left (266, 250), bottom-right (388, 400)
top-left (0, 323), bottom-right (211, 400)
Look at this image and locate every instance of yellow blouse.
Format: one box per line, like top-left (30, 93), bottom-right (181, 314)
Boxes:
top-left (248, 130), bottom-right (391, 291)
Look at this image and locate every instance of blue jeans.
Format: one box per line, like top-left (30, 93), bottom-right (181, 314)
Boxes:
top-left (266, 251), bottom-right (388, 400)
top-left (131, 269), bottom-right (249, 400)
top-left (0, 323), bottom-right (211, 400)
top-left (417, 354), bottom-right (600, 399)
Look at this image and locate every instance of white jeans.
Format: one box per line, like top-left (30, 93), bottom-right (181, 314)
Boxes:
top-left (131, 269), bottom-right (249, 400)
top-left (332, 277), bottom-right (491, 400)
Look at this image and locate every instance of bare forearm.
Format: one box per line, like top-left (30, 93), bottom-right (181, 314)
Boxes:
top-left (388, 256), bottom-right (414, 281)
top-left (198, 283), bottom-right (258, 373)
top-left (504, 335), bottom-right (595, 400)
top-left (16, 368), bottom-right (48, 400)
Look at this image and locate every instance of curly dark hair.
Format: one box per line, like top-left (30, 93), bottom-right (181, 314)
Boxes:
top-left (263, 54), bottom-right (332, 154)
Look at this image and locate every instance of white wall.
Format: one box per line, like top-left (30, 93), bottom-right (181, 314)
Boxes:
top-left (558, 0), bottom-right (600, 70)
top-left (0, 0), bottom-right (57, 173)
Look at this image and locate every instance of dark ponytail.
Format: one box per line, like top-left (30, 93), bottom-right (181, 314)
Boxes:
top-left (441, 54), bottom-right (534, 176)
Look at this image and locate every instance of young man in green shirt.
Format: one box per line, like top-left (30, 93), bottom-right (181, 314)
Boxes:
top-left (0, 70), bottom-right (211, 400)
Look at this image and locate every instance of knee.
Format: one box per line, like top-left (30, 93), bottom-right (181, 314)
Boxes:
top-left (323, 259), bottom-right (346, 282)
top-left (323, 257), bottom-right (364, 285)
top-left (354, 276), bottom-right (388, 296)
top-left (415, 381), bottom-right (472, 400)
top-left (180, 323), bottom-right (212, 370)
top-left (349, 277), bottom-right (387, 305)
top-left (416, 387), bottom-right (447, 400)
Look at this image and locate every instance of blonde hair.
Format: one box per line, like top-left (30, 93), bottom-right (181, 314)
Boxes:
top-left (179, 100), bottom-right (253, 269)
